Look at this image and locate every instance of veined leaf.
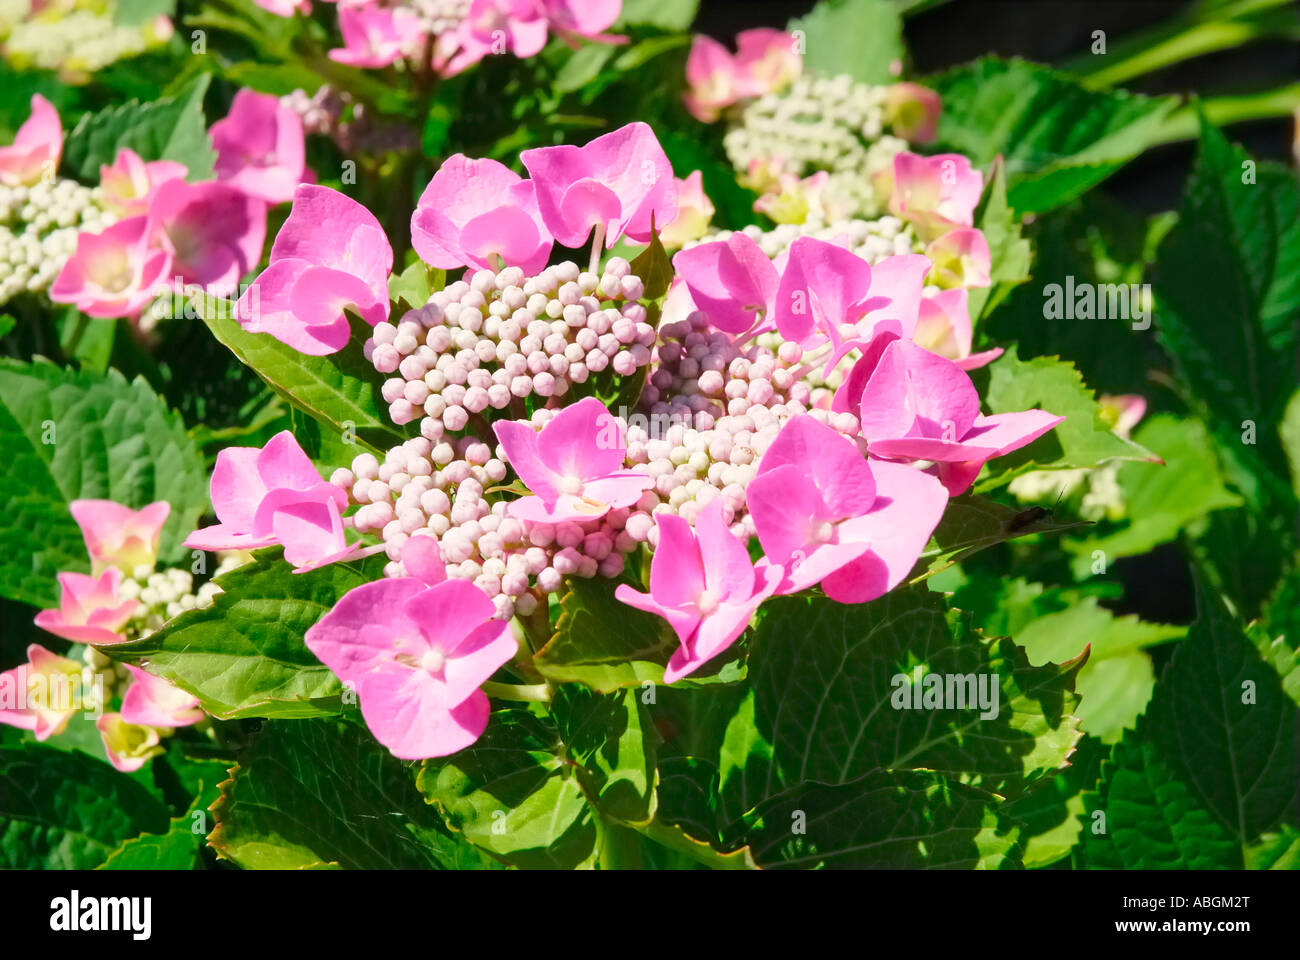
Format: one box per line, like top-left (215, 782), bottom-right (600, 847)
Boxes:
top-left (195, 294), bottom-right (406, 454)
top-left (210, 718), bottom-right (499, 869)
top-left (62, 73), bottom-right (214, 182)
top-left (0, 742), bottom-right (170, 869)
top-left (107, 549), bottom-right (383, 720)
top-left (0, 359), bottom-right (207, 608)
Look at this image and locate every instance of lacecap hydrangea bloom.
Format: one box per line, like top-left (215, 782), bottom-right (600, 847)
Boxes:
top-left (201, 113), bottom-right (1060, 760)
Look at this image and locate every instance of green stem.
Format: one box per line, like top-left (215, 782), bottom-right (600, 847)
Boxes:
top-left (480, 680), bottom-right (551, 702)
top-left (1059, 0), bottom-right (1299, 87)
top-left (1149, 84), bottom-right (1300, 147)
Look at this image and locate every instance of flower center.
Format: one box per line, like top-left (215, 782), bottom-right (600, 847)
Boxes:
top-left (558, 474), bottom-right (583, 496)
top-left (420, 648), bottom-right (446, 674)
top-left (697, 589), bottom-right (719, 616)
top-left (813, 521), bottom-right (835, 543)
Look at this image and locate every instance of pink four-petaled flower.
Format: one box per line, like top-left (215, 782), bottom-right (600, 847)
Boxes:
top-left (493, 397), bottom-right (654, 523)
top-left (616, 498), bottom-right (782, 683)
top-left (747, 415), bottom-right (949, 603)
top-left (305, 577), bottom-right (517, 759)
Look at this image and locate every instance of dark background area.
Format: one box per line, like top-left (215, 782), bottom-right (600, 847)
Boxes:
top-left (695, 0), bottom-right (1297, 212)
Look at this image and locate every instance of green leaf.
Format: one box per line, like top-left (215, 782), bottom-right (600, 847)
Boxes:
top-left (1146, 581), bottom-right (1298, 839)
top-left (749, 589), bottom-right (1086, 802)
top-left (62, 73), bottom-right (214, 182)
top-left (927, 57), bottom-right (1176, 214)
top-left (0, 742), bottom-right (170, 869)
top-left (1012, 596), bottom-right (1184, 743)
top-left (535, 576), bottom-right (677, 692)
top-left (387, 261), bottom-right (432, 311)
top-left (740, 770), bottom-right (1021, 869)
top-left (1094, 725), bottom-right (1240, 869)
top-left (107, 549), bottom-right (383, 720)
top-left (196, 294), bottom-right (406, 454)
top-left (629, 224), bottom-right (673, 301)
top-left (918, 492), bottom-right (1089, 582)
top-left (99, 817), bottom-right (202, 870)
top-left (1151, 117), bottom-right (1300, 481)
top-left (615, 0), bottom-right (698, 30)
top-left (417, 707), bottom-right (598, 868)
top-left (0, 359), bottom-right (207, 608)
top-left (210, 718), bottom-right (498, 869)
top-left (967, 157), bottom-right (1032, 322)
top-left (552, 686), bottom-right (659, 824)
top-left (554, 44), bottom-right (618, 94)
top-left (1246, 827), bottom-right (1300, 870)
top-left (1063, 415), bottom-right (1243, 576)
top-left (790, 0), bottom-right (905, 86)
top-left (973, 345), bottom-right (1160, 490)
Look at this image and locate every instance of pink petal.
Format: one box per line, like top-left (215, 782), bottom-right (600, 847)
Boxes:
top-left (755, 415), bottom-right (876, 520)
top-left (747, 464), bottom-right (827, 564)
top-left (672, 233), bottom-right (778, 334)
top-left (357, 667), bottom-right (490, 759)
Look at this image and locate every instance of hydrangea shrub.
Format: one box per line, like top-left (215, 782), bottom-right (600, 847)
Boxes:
top-left (1, 0), bottom-right (1297, 872)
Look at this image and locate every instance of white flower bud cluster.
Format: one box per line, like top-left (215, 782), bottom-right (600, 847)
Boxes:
top-left (335, 432), bottom-right (641, 621)
top-left (80, 643), bottom-right (126, 707)
top-left (3, 9), bottom-right (167, 79)
top-left (687, 213), bottom-right (920, 265)
top-left (363, 260), bottom-right (655, 437)
top-left (409, 0), bottom-right (472, 34)
top-left (625, 310), bottom-right (862, 540)
top-left (117, 556), bottom-right (241, 642)
top-left (0, 178), bottom-right (115, 304)
top-left (724, 72), bottom-right (910, 220)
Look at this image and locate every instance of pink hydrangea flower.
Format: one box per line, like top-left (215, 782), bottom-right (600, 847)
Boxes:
top-left (839, 337), bottom-right (1064, 495)
top-left (493, 396), bottom-right (654, 523)
top-left (252, 0), bottom-right (310, 15)
top-left (754, 169), bottom-right (839, 225)
top-left (184, 429), bottom-right (358, 569)
top-left (888, 152), bottom-right (984, 241)
top-left (521, 122), bottom-right (677, 249)
top-left (210, 89), bottom-right (308, 204)
top-left (120, 665), bottom-right (204, 728)
top-left (659, 171), bottom-right (715, 249)
top-left (616, 499), bottom-right (781, 683)
top-left (773, 239), bottom-right (929, 371)
top-left (69, 499), bottom-right (170, 576)
top-left (98, 147), bottom-right (187, 218)
top-left (49, 216), bottom-right (171, 318)
top-left (672, 232), bottom-right (778, 335)
top-left (34, 568), bottom-right (139, 646)
top-left (304, 577), bottom-right (517, 758)
top-left (237, 184), bottom-right (392, 355)
top-left (147, 179), bottom-right (267, 290)
top-left (1101, 393), bottom-right (1146, 438)
top-left (913, 288), bottom-right (1002, 370)
top-left (0, 94), bottom-right (61, 187)
top-left (541, 0), bottom-right (623, 43)
top-left (732, 28), bottom-right (801, 97)
top-left (0, 644), bottom-right (85, 740)
top-left (882, 82), bottom-right (942, 143)
top-left (411, 155), bottom-right (553, 274)
top-left (329, 5), bottom-right (423, 68)
top-left (747, 415), bottom-right (948, 602)
top-left (96, 713), bottom-right (165, 773)
top-left (439, 0), bottom-right (550, 74)
top-left (682, 29), bottom-right (799, 121)
top-left (924, 227), bottom-right (991, 289)
top-left (683, 35), bottom-right (740, 122)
